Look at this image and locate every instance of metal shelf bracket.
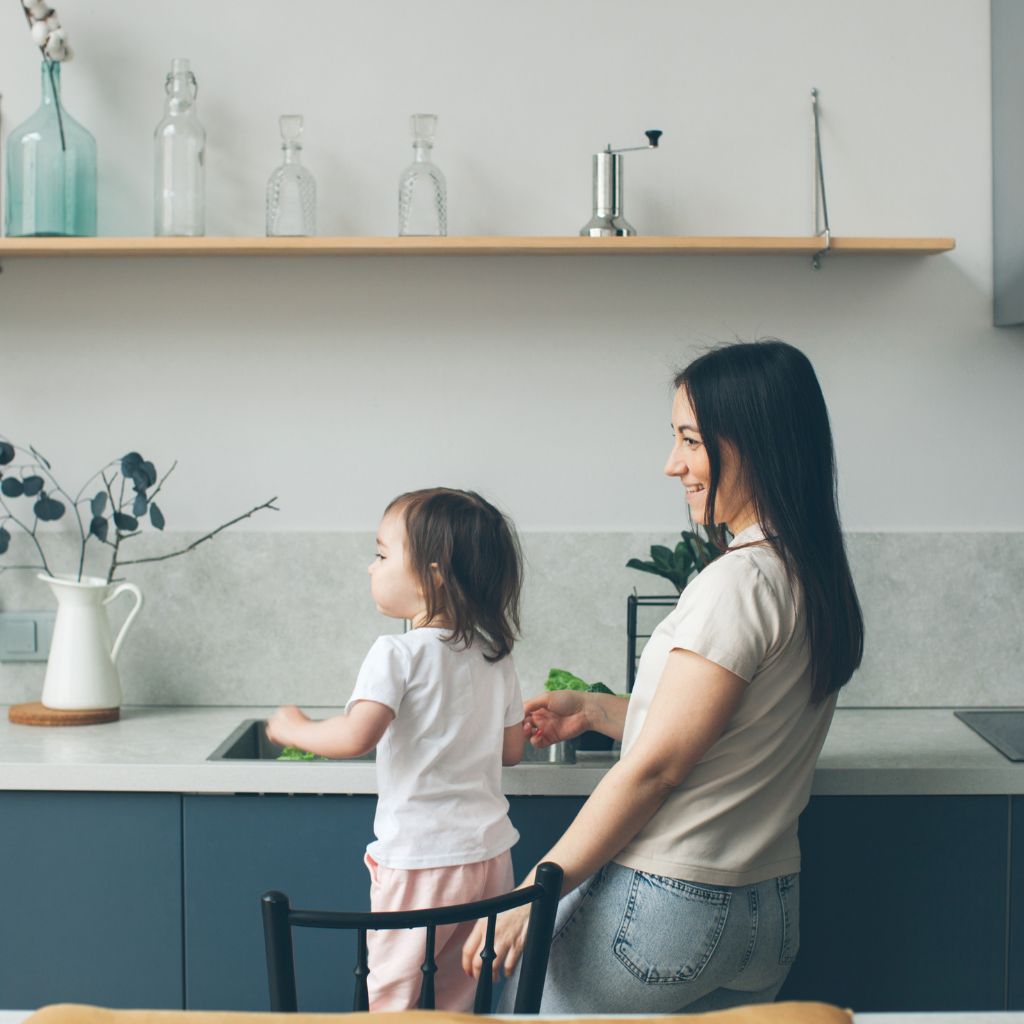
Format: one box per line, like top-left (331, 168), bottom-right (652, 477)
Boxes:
top-left (811, 88), bottom-right (832, 270)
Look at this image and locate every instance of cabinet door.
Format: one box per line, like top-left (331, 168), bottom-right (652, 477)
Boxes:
top-left (1008, 796), bottom-right (1024, 1007)
top-left (778, 795), bottom-right (1008, 1011)
top-left (182, 793), bottom-right (585, 1012)
top-left (0, 792), bottom-right (183, 1009)
top-left (183, 793), bottom-right (376, 1011)
top-left (508, 796), bottom-right (586, 878)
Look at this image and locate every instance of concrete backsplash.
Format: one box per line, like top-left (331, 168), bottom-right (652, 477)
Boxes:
top-left (1, 531), bottom-right (1021, 708)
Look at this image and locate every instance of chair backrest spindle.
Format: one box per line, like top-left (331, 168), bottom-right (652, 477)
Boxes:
top-left (353, 927), bottom-right (370, 1011)
top-left (417, 923), bottom-right (438, 1009)
top-left (472, 913), bottom-right (498, 1014)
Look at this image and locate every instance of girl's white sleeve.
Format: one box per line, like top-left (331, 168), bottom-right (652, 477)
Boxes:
top-left (344, 636), bottom-right (409, 715)
top-left (503, 656), bottom-right (525, 726)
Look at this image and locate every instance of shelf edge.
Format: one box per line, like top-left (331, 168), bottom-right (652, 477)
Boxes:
top-left (0, 235), bottom-right (957, 257)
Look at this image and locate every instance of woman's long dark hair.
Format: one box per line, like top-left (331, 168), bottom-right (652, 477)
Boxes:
top-left (676, 340), bottom-right (864, 703)
top-left (386, 487), bottom-right (522, 662)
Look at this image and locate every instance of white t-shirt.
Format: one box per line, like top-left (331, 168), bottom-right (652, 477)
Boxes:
top-left (345, 627), bottom-right (524, 869)
top-left (615, 523), bottom-right (837, 887)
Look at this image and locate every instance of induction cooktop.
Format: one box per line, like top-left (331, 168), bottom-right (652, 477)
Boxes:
top-left (954, 709), bottom-right (1024, 761)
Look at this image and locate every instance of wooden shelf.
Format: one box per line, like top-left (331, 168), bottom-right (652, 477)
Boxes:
top-left (0, 235), bottom-right (956, 258)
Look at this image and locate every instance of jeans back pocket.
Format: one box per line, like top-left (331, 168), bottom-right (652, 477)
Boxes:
top-left (613, 870), bottom-right (731, 984)
top-left (776, 872), bottom-right (800, 965)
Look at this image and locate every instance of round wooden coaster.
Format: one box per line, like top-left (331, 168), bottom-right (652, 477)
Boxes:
top-left (8, 701), bottom-right (120, 726)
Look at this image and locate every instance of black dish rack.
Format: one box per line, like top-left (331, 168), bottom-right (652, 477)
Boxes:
top-left (625, 592), bottom-right (678, 692)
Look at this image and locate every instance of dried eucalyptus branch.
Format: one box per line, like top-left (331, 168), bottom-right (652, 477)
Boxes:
top-left (0, 437), bottom-right (279, 583)
top-left (0, 488), bottom-right (53, 575)
top-left (110, 498), bottom-right (280, 580)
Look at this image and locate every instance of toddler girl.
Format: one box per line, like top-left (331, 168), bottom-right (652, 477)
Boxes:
top-left (266, 487), bottom-right (525, 1011)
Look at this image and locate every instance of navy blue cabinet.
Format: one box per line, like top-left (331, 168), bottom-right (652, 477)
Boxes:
top-left (180, 793), bottom-right (585, 1011)
top-left (1008, 796), bottom-right (1024, 1008)
top-left (3, 789), bottom-right (1017, 1012)
top-left (779, 795), bottom-right (1009, 1011)
top-left (0, 792), bottom-right (183, 1009)
top-left (509, 796), bottom-right (585, 878)
top-left (182, 793), bottom-right (377, 1011)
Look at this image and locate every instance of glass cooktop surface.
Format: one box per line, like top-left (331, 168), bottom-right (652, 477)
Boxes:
top-left (955, 709), bottom-right (1024, 761)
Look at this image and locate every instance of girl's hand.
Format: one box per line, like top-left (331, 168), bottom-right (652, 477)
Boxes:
top-left (523, 691), bottom-right (591, 747)
top-left (266, 705), bottom-right (309, 747)
top-left (461, 902), bottom-right (532, 981)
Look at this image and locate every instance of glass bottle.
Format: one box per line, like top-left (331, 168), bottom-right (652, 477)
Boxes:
top-left (266, 115), bottom-right (316, 236)
top-left (398, 113), bottom-right (447, 236)
top-left (153, 58), bottom-right (205, 237)
top-left (4, 60), bottom-right (97, 237)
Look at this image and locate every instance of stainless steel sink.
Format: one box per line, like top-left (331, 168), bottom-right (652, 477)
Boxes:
top-left (208, 718), bottom-right (618, 767)
top-left (207, 719), bottom-right (375, 762)
top-left (519, 740), bottom-right (620, 766)
top-left (521, 739), bottom-right (577, 764)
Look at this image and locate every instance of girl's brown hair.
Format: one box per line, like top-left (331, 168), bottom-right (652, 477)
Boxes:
top-left (385, 488), bottom-right (522, 662)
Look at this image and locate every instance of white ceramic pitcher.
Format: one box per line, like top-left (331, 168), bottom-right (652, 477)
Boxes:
top-left (39, 573), bottom-right (144, 710)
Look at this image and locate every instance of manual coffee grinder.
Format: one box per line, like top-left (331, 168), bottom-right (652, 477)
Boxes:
top-left (579, 129), bottom-right (663, 237)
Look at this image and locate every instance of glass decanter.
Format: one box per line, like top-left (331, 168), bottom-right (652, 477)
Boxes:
top-left (266, 115), bottom-right (316, 236)
top-left (4, 60), bottom-right (97, 237)
top-left (153, 58), bottom-right (206, 237)
top-left (398, 113), bottom-right (447, 236)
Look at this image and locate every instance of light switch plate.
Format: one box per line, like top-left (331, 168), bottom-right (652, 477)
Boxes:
top-left (0, 611), bottom-right (56, 662)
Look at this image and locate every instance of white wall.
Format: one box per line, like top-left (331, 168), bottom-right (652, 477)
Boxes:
top-left (1, 0), bottom-right (1021, 536)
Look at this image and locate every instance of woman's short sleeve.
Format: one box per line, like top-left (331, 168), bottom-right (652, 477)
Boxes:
top-left (670, 553), bottom-right (783, 683)
top-left (345, 636), bottom-right (409, 714)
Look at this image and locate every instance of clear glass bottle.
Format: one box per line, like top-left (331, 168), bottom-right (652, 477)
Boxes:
top-left (153, 58), bottom-right (205, 237)
top-left (266, 115), bottom-right (316, 236)
top-left (398, 113), bottom-right (447, 236)
top-left (4, 60), bottom-right (97, 237)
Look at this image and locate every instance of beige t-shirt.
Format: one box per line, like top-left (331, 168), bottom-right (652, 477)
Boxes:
top-left (614, 523), bottom-right (836, 887)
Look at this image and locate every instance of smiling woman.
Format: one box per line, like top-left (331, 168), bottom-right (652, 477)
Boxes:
top-left (665, 388), bottom-right (756, 538)
top-left (463, 339), bottom-right (865, 1015)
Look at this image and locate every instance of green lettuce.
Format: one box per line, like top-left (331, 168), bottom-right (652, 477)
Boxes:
top-left (276, 746), bottom-right (328, 761)
top-left (544, 669), bottom-right (621, 696)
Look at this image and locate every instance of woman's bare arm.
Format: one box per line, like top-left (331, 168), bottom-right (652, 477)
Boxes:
top-left (463, 648), bottom-right (746, 978)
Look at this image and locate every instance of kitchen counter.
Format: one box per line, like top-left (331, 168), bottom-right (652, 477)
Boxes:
top-left (1, 706), bottom-right (1020, 796)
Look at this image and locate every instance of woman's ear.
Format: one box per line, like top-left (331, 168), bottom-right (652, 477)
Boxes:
top-left (429, 562), bottom-right (445, 587)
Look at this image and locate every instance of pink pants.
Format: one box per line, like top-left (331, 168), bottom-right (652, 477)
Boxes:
top-left (364, 850), bottom-right (515, 1012)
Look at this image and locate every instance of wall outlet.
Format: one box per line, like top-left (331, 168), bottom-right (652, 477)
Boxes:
top-left (0, 611), bottom-right (56, 662)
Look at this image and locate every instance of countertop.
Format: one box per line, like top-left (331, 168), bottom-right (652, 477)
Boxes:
top-left (1, 706), bottom-right (1021, 796)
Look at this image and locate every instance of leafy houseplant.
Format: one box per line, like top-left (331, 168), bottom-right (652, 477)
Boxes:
top-left (626, 529), bottom-right (722, 594)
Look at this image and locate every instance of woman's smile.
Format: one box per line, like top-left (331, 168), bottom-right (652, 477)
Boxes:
top-left (666, 388), bottom-right (756, 533)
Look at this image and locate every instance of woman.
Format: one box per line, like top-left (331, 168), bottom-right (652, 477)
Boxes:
top-left (462, 339), bottom-right (864, 1013)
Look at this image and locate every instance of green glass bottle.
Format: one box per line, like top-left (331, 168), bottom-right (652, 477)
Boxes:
top-left (4, 60), bottom-right (97, 237)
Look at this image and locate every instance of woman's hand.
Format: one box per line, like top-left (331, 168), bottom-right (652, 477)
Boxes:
top-left (461, 902), bottom-right (532, 981)
top-left (266, 704), bottom-right (309, 747)
top-left (523, 691), bottom-right (591, 747)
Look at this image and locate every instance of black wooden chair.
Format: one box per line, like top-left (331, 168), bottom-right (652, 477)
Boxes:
top-left (261, 861), bottom-right (563, 1014)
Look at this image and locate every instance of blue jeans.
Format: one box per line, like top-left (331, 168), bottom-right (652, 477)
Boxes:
top-left (502, 862), bottom-right (799, 1014)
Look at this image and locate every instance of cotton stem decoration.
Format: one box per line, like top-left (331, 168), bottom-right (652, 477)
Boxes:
top-left (18, 0), bottom-right (73, 148)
